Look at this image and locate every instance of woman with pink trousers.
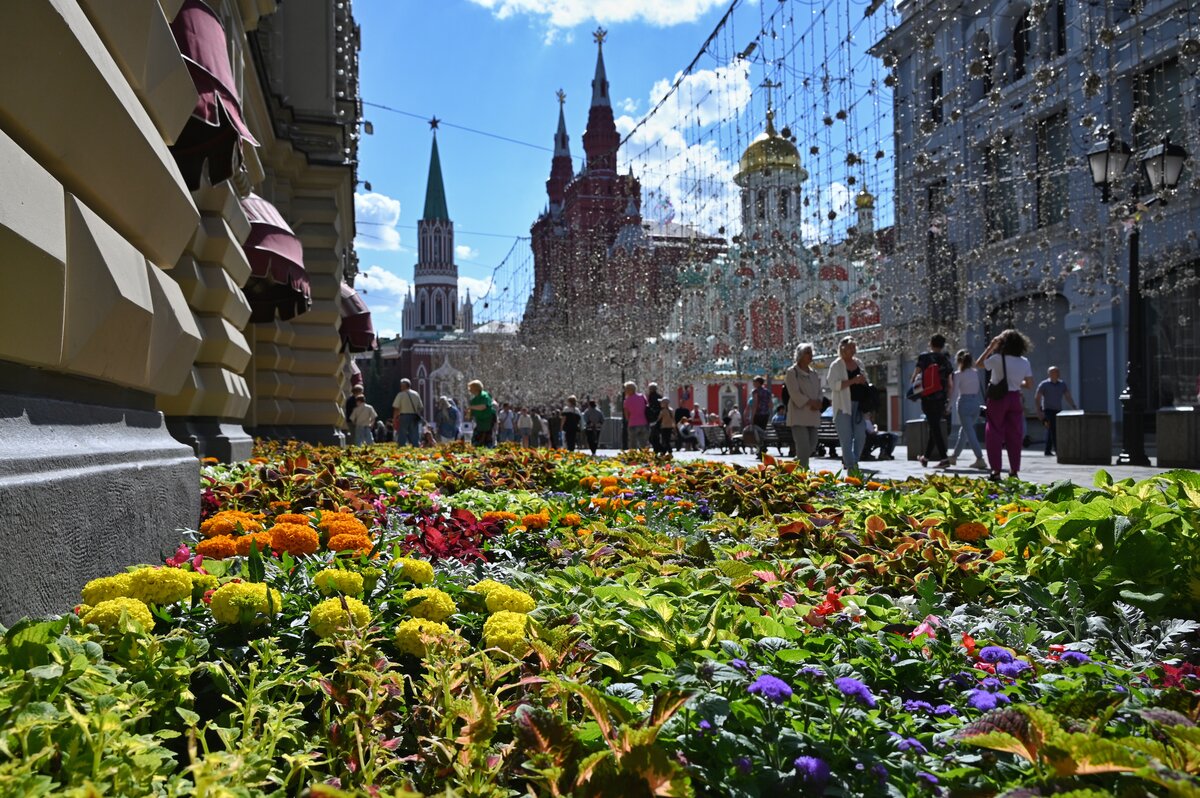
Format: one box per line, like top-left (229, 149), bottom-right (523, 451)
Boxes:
top-left (977, 329), bottom-right (1034, 481)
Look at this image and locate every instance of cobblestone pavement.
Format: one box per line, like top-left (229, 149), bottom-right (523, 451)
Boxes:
top-left (590, 445), bottom-right (1180, 486)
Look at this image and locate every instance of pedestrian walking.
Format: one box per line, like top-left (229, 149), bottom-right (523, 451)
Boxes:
top-left (912, 334), bottom-right (954, 468)
top-left (1035, 367), bottom-right (1076, 456)
top-left (947, 349), bottom-right (987, 469)
top-left (784, 342), bottom-right (823, 469)
top-left (746, 376), bottom-right (773, 459)
top-left (646, 383), bottom-right (663, 453)
top-left (623, 382), bottom-right (650, 450)
top-left (466, 380), bottom-right (496, 447)
top-left (828, 336), bottom-right (868, 472)
top-left (583, 399), bottom-right (604, 455)
top-left (517, 408), bottom-right (533, 446)
top-left (498, 403), bottom-right (515, 444)
top-left (978, 329), bottom-right (1034, 481)
top-left (562, 396), bottom-right (582, 452)
top-left (435, 396), bottom-right (460, 443)
top-left (655, 399), bottom-right (676, 455)
top-left (391, 379), bottom-right (425, 447)
top-left (349, 395), bottom-right (377, 445)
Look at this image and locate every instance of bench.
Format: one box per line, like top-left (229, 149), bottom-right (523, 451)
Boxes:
top-left (816, 416), bottom-right (840, 458)
top-left (730, 424), bottom-right (792, 457)
top-left (701, 426), bottom-right (732, 454)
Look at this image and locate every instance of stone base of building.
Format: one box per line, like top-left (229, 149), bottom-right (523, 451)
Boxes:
top-left (167, 417), bottom-right (254, 463)
top-left (0, 384), bottom-right (199, 625)
top-left (250, 424), bottom-right (347, 447)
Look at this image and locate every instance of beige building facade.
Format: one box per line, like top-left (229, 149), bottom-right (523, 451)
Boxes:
top-left (0, 0), bottom-right (367, 622)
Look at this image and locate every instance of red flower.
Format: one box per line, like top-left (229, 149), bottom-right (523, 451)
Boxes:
top-left (814, 588), bottom-right (843, 616)
top-left (962, 633), bottom-right (977, 656)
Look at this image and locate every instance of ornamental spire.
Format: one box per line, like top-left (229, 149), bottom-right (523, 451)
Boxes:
top-left (590, 27), bottom-right (610, 108)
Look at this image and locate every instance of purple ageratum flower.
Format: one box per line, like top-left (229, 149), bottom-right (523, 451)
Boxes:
top-left (980, 677), bottom-right (1002, 691)
top-left (898, 737), bottom-right (928, 754)
top-left (697, 719), bottom-right (712, 732)
top-left (799, 666), bottom-right (825, 680)
top-left (871, 763), bottom-right (889, 782)
top-left (747, 674), bottom-right (794, 704)
top-left (903, 699), bottom-right (934, 714)
top-left (734, 756), bottom-right (752, 774)
top-left (966, 689), bottom-right (1011, 711)
top-left (834, 676), bottom-right (877, 708)
top-left (1059, 650), bottom-right (1091, 666)
top-left (917, 771), bottom-right (939, 786)
top-left (730, 658), bottom-right (750, 672)
top-left (996, 660), bottom-right (1031, 679)
top-left (978, 646), bottom-right (1014, 664)
top-left (793, 756), bottom-right (831, 793)
top-left (932, 704), bottom-right (958, 717)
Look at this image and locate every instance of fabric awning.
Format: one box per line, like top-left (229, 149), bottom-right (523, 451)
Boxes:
top-left (339, 282), bottom-right (376, 352)
top-left (169, 0), bottom-right (258, 189)
top-left (240, 194), bottom-right (310, 323)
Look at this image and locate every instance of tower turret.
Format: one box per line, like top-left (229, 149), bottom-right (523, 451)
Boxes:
top-left (547, 89), bottom-right (574, 211)
top-left (406, 118), bottom-right (459, 335)
top-left (582, 28), bottom-right (619, 172)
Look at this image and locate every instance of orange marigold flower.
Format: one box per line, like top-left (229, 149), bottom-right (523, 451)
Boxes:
top-left (316, 511), bottom-right (359, 530)
top-left (201, 457), bottom-right (219, 464)
top-left (325, 516), bottom-right (370, 540)
top-left (200, 510), bottom-right (263, 538)
top-left (269, 523), bottom-right (320, 556)
top-left (328, 533), bottom-right (374, 554)
top-left (269, 501), bottom-right (292, 510)
top-left (953, 521), bottom-right (990, 543)
top-left (234, 531), bottom-right (275, 556)
top-left (522, 511), bottom-right (551, 530)
top-left (274, 513), bottom-right (312, 526)
top-left (599, 476), bottom-right (619, 487)
top-left (843, 476), bottom-right (863, 486)
top-left (663, 487), bottom-right (678, 496)
top-left (482, 510), bottom-right (519, 523)
top-left (650, 474), bottom-right (668, 484)
top-left (559, 513), bottom-right (582, 527)
top-left (988, 550), bottom-right (1005, 562)
top-left (579, 476), bottom-right (597, 489)
top-left (634, 515), bottom-right (646, 524)
top-left (602, 485), bottom-right (621, 496)
top-left (196, 536), bottom-right (237, 560)
top-left (866, 481), bottom-right (885, 490)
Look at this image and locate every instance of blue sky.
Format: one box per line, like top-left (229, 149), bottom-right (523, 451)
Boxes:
top-left (352, 0), bottom-right (894, 338)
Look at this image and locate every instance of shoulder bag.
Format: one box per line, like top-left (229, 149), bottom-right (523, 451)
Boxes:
top-left (986, 355), bottom-right (1009, 401)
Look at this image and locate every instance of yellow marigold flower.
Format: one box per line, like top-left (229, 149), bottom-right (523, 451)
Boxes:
top-left (394, 618), bottom-right (452, 658)
top-left (599, 476), bottom-right (619, 487)
top-left (483, 610), bottom-right (529, 655)
top-left (274, 513), bottom-right (312, 526)
top-left (404, 587), bottom-right (456, 622)
top-left (484, 585), bottom-right (536, 614)
top-left (81, 573), bottom-right (134, 606)
top-left (270, 523), bottom-right (320, 556)
top-left (393, 557), bottom-right (435, 584)
top-left (210, 582), bottom-right (282, 626)
top-left (190, 572), bottom-right (219, 594)
top-left (384, 480), bottom-right (400, 490)
top-left (199, 510), bottom-right (263, 538)
top-left (127, 567), bottom-right (193, 605)
top-left (196, 536), bottom-right (237, 560)
top-left (328, 533), bottom-right (374, 555)
top-left (953, 521), bottom-right (990, 543)
top-left (559, 514), bottom-right (582, 527)
top-left (234, 531), bottom-right (275, 557)
top-left (469, 579), bottom-right (506, 596)
top-left (309, 596), bottom-right (370, 639)
top-left (314, 569), bottom-right (364, 596)
top-left (83, 597), bottom-right (154, 632)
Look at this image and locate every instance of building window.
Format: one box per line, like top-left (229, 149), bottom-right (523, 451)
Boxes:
top-left (742, 192), bottom-right (751, 221)
top-left (756, 191), bottom-right (767, 220)
top-left (420, 297), bottom-right (427, 327)
top-left (1036, 112), bottom-right (1068, 228)
top-left (435, 294), bottom-right (444, 326)
top-left (1053, 0), bottom-right (1066, 57)
top-left (778, 189), bottom-right (790, 219)
top-left (1134, 58), bottom-right (1184, 194)
top-left (1011, 10), bottom-right (1031, 82)
top-left (928, 70), bottom-right (944, 125)
top-left (968, 32), bottom-right (992, 104)
top-left (984, 137), bottom-right (1019, 240)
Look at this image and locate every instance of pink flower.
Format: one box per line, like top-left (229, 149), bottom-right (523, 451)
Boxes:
top-left (909, 614), bottom-right (941, 642)
top-left (165, 544), bottom-right (191, 567)
top-left (777, 593), bottom-right (797, 609)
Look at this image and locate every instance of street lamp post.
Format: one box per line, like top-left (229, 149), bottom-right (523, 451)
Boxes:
top-left (1086, 133), bottom-right (1187, 466)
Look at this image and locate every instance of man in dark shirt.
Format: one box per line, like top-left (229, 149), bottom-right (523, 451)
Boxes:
top-left (1035, 366), bottom-right (1076, 456)
top-left (913, 334), bottom-right (954, 467)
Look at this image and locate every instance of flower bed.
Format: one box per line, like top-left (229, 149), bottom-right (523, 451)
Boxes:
top-left (2, 444), bottom-right (1199, 797)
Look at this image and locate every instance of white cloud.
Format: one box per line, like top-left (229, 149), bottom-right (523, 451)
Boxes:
top-left (458, 275), bottom-right (496, 300)
top-left (455, 244), bottom-right (479, 261)
top-left (616, 59), bottom-right (752, 236)
top-left (356, 264), bottom-right (410, 300)
top-left (467, 0), bottom-right (729, 32)
top-left (354, 191), bottom-right (402, 251)
top-left (800, 181), bottom-right (853, 245)
top-left (619, 97), bottom-right (640, 114)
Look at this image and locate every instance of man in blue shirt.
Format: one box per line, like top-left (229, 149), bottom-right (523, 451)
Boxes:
top-left (1035, 366), bottom-right (1077, 456)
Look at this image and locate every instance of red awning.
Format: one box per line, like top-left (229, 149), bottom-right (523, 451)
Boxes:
top-left (339, 282), bottom-right (376, 352)
top-left (169, 0), bottom-right (258, 189)
top-left (240, 194), bottom-right (310, 323)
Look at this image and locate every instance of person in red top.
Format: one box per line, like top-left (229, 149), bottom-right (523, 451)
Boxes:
top-left (622, 381), bottom-right (650, 450)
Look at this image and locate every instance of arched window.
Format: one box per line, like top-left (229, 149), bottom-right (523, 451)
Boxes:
top-left (968, 31), bottom-right (992, 104)
top-left (419, 296), bottom-right (427, 327)
top-left (778, 189), bottom-right (790, 220)
top-left (756, 191), bottom-right (767, 220)
top-left (742, 191), bottom-right (752, 221)
top-left (434, 293), bottom-right (444, 326)
top-left (1011, 10), bottom-right (1031, 82)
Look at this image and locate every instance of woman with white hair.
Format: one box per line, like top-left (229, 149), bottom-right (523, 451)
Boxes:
top-left (827, 336), bottom-right (868, 472)
top-left (783, 342), bottom-right (823, 469)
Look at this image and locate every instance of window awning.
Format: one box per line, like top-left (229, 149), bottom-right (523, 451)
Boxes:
top-left (168, 0), bottom-right (258, 189)
top-left (240, 194), bottom-right (310, 323)
top-left (339, 282), bottom-right (377, 352)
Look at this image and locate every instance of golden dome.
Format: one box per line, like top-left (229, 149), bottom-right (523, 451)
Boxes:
top-left (855, 189), bottom-right (875, 209)
top-left (737, 109), bottom-right (803, 179)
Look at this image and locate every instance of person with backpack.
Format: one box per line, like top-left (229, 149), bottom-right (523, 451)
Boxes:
top-left (745, 376), bottom-right (773, 459)
top-left (911, 333), bottom-right (955, 468)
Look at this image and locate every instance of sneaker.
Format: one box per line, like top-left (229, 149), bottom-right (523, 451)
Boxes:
top-left (936, 459), bottom-right (952, 469)
top-left (947, 456), bottom-right (958, 466)
top-left (918, 456), bottom-right (928, 467)
top-left (989, 472), bottom-right (1002, 482)
top-left (970, 458), bottom-right (987, 470)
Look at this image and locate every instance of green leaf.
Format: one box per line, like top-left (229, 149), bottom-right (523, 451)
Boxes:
top-left (176, 707), bottom-right (200, 726)
top-left (25, 664), bottom-right (62, 680)
top-left (247, 540), bottom-right (265, 583)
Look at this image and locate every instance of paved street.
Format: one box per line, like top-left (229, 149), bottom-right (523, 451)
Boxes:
top-left (589, 445), bottom-right (1179, 486)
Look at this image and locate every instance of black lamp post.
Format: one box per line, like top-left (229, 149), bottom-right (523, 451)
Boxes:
top-left (1086, 133), bottom-right (1187, 466)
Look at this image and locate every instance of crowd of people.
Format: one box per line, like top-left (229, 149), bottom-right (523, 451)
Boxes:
top-left (345, 326), bottom-right (1068, 481)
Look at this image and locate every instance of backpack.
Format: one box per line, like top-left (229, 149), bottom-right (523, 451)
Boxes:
top-left (921, 355), bottom-right (947, 397)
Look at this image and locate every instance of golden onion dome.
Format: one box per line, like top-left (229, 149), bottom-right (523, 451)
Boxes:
top-left (737, 109), bottom-right (803, 180)
top-left (855, 188), bottom-right (875, 209)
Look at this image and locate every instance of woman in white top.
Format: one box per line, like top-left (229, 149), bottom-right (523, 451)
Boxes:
top-left (976, 329), bottom-right (1035, 481)
top-left (784, 342), bottom-right (824, 469)
top-left (947, 349), bottom-right (986, 469)
top-left (826, 336), bottom-right (868, 472)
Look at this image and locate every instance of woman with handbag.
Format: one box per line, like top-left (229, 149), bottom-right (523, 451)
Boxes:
top-left (977, 329), bottom-right (1034, 481)
top-left (827, 336), bottom-right (868, 472)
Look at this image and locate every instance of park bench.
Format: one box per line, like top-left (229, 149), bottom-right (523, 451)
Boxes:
top-left (816, 415), bottom-right (840, 458)
top-left (701, 425), bottom-right (732, 454)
